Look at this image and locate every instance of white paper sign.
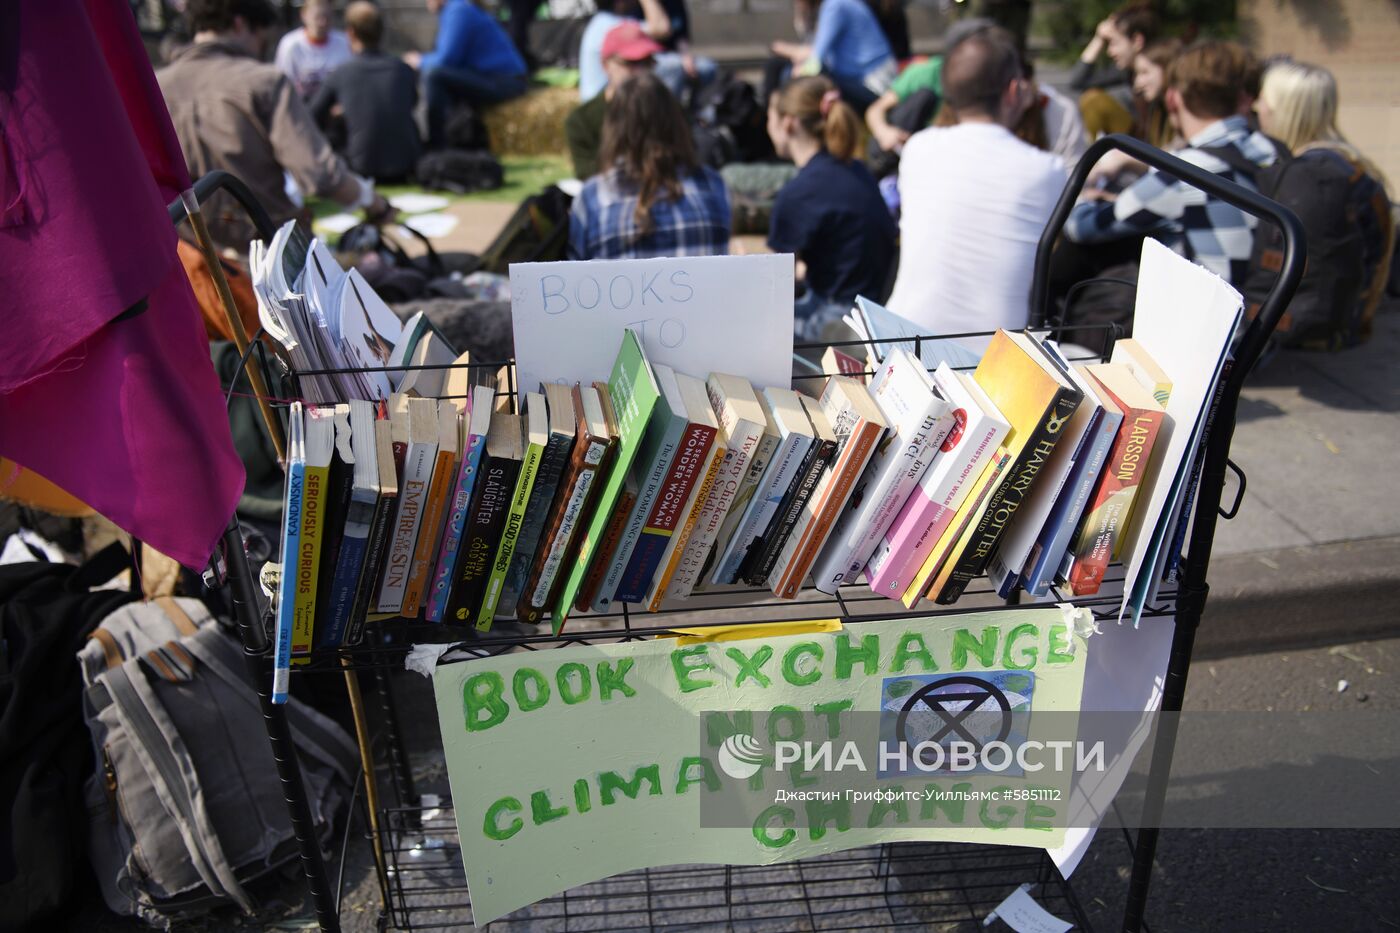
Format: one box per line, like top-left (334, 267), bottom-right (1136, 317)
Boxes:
top-left (509, 254), bottom-right (795, 402)
top-left (989, 884), bottom-right (1074, 933)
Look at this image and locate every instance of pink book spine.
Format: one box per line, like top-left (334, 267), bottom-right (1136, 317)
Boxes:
top-left (865, 488), bottom-right (955, 597)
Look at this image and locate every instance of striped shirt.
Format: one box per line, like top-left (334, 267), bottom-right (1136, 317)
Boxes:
top-left (568, 165), bottom-right (731, 261)
top-left (1064, 116), bottom-right (1280, 285)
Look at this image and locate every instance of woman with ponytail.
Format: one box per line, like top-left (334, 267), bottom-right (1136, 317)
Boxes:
top-left (766, 76), bottom-right (897, 339)
top-left (568, 72), bottom-right (731, 260)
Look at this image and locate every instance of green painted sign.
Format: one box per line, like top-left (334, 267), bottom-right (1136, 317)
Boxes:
top-left (433, 607), bottom-right (1089, 925)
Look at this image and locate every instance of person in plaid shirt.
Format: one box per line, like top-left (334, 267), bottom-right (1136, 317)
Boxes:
top-left (568, 73), bottom-right (731, 260)
top-left (1063, 40), bottom-right (1278, 287)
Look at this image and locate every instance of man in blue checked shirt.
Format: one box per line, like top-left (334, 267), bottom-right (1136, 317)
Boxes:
top-left (1061, 40), bottom-right (1278, 289)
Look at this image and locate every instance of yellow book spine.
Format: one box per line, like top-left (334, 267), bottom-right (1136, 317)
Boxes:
top-left (291, 463), bottom-right (328, 659)
top-left (899, 446), bottom-right (1010, 608)
top-left (648, 444), bottom-right (725, 612)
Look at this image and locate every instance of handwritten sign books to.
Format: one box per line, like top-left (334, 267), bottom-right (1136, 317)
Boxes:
top-left (509, 254), bottom-right (795, 409)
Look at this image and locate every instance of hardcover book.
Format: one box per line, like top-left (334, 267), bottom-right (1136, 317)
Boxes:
top-left (426, 385), bottom-right (495, 623)
top-left (377, 397), bottom-right (440, 614)
top-left (477, 394), bottom-right (548, 628)
top-left (811, 349), bottom-right (952, 594)
top-left (402, 400), bottom-right (462, 617)
top-left (522, 383), bottom-right (617, 623)
top-left (444, 413), bottom-right (522, 624)
top-left (1020, 367), bottom-right (1123, 598)
top-left (666, 373), bottom-right (767, 600)
top-left (615, 371), bottom-right (720, 604)
top-left (930, 331), bottom-right (1083, 605)
top-left (866, 366), bottom-right (1008, 599)
top-left (593, 363), bottom-right (690, 612)
top-left (498, 382), bottom-right (577, 618)
top-left (769, 376), bottom-right (888, 599)
top-left (1065, 364), bottom-right (1168, 596)
top-left (552, 329), bottom-right (663, 633)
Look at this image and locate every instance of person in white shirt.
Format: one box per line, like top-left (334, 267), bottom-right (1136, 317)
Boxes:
top-left (275, 0), bottom-right (353, 98)
top-left (886, 26), bottom-right (1067, 340)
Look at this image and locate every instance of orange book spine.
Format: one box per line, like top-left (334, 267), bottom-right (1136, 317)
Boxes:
top-left (401, 448), bottom-right (456, 617)
top-left (647, 447), bottom-right (725, 611)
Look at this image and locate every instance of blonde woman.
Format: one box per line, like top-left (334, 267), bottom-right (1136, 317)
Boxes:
top-left (1254, 59), bottom-right (1394, 345)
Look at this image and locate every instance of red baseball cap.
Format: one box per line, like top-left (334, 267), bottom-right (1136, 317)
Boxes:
top-left (601, 22), bottom-right (663, 62)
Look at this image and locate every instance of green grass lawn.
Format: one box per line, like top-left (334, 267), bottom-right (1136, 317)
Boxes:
top-left (310, 153), bottom-right (571, 221)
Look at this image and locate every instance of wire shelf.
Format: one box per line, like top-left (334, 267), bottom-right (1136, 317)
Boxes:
top-left (376, 800), bottom-right (1091, 932)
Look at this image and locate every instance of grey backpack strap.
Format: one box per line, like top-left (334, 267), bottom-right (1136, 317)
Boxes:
top-left (178, 629), bottom-right (359, 785)
top-left (101, 661), bottom-right (256, 912)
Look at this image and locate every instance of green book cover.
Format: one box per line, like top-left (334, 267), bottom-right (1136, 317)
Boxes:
top-left (551, 329), bottom-right (661, 634)
top-left (476, 395), bottom-right (548, 630)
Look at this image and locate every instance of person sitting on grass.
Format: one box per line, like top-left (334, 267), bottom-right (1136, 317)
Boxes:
top-left (406, 0), bottom-right (529, 149)
top-left (565, 22), bottom-right (660, 180)
top-left (568, 72), bottom-right (731, 260)
top-left (310, 2), bottom-right (422, 183)
top-left (769, 0), bottom-right (895, 113)
top-left (766, 75), bottom-right (896, 339)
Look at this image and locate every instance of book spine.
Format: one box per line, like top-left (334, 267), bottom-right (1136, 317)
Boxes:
top-left (402, 448), bottom-right (457, 618)
top-left (1066, 409), bottom-right (1166, 596)
top-left (594, 423), bottom-right (682, 611)
top-left (346, 489), bottom-right (396, 644)
top-left (744, 438), bottom-right (836, 587)
top-left (477, 443), bottom-right (544, 629)
top-left (313, 458), bottom-right (354, 631)
top-left (865, 419), bottom-right (999, 597)
top-left (667, 422), bottom-right (762, 600)
top-left (813, 410), bottom-right (949, 594)
top-left (1023, 411), bottom-right (1119, 597)
top-left (912, 450), bottom-right (1012, 607)
top-left (318, 491), bottom-right (375, 649)
top-left (714, 432), bottom-right (806, 586)
top-left (272, 461), bottom-right (303, 703)
top-left (499, 434), bottom-right (573, 617)
top-left (377, 445), bottom-right (434, 614)
top-left (647, 443), bottom-right (725, 610)
top-left (426, 433), bottom-right (486, 623)
top-left (576, 488), bottom-right (635, 614)
top-left (444, 458), bottom-right (516, 624)
top-left (615, 425), bottom-right (716, 603)
top-left (524, 437), bottom-right (609, 622)
top-left (937, 391), bottom-right (1082, 604)
top-left (706, 430), bottom-right (779, 587)
top-left (292, 463), bottom-right (328, 657)
top-left (774, 423), bottom-right (882, 599)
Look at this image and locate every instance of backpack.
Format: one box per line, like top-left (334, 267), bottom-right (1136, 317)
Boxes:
top-left (0, 546), bottom-right (136, 931)
top-left (691, 72), bottom-right (775, 168)
top-left (78, 597), bottom-right (357, 926)
top-left (1209, 141), bottom-right (1394, 349)
top-left (479, 185), bottom-right (574, 274)
top-left (415, 149), bottom-right (505, 195)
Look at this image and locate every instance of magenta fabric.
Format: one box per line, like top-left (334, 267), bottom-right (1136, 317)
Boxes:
top-left (0, 0), bottom-right (244, 569)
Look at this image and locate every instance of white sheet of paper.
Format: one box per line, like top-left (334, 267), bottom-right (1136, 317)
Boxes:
top-left (314, 212), bottom-right (360, 235)
top-left (509, 254), bottom-right (795, 403)
top-left (389, 192), bottom-right (451, 214)
top-left (1115, 239), bottom-right (1241, 624)
top-left (398, 213), bottom-right (459, 239)
top-left (991, 885), bottom-right (1074, 933)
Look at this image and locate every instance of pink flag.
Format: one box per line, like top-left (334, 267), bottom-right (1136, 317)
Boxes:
top-left (0, 0), bottom-right (245, 569)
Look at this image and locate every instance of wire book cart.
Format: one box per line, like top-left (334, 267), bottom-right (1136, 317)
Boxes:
top-left (172, 134), bottom-right (1302, 932)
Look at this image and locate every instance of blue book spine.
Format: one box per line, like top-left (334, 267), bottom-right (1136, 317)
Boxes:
top-left (614, 533), bottom-right (668, 603)
top-left (273, 461), bottom-right (304, 705)
top-left (1022, 410), bottom-right (1120, 597)
top-left (318, 494), bottom-right (375, 648)
top-left (593, 410), bottom-right (682, 612)
top-left (426, 433), bottom-right (486, 622)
